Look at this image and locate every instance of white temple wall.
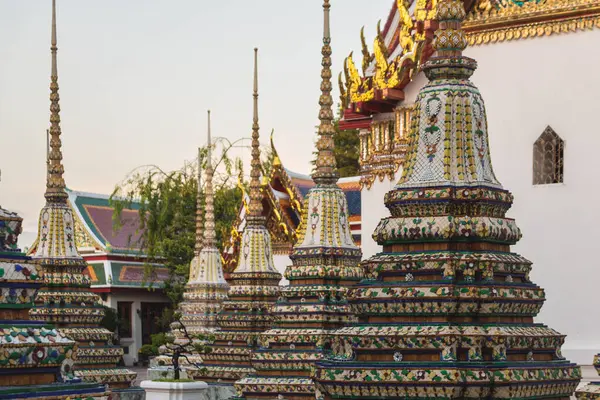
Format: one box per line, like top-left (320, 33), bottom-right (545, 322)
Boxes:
top-left (462, 28), bottom-right (600, 365)
top-left (273, 253), bottom-right (291, 285)
top-left (360, 175), bottom-right (398, 259)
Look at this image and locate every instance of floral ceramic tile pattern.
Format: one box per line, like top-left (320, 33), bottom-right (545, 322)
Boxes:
top-left (313, 0), bottom-right (581, 398)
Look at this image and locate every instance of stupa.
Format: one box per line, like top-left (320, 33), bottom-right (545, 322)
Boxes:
top-left (28, 0), bottom-right (137, 393)
top-left (0, 199), bottom-right (109, 399)
top-left (234, 2), bottom-right (363, 399)
top-left (197, 49), bottom-right (282, 385)
top-left (173, 110), bottom-right (231, 379)
top-left (575, 357), bottom-right (600, 398)
top-left (313, 0), bottom-right (581, 398)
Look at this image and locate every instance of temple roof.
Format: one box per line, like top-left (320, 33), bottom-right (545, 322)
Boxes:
top-left (26, 189), bottom-right (156, 290)
top-left (339, 0), bottom-right (600, 125)
top-left (67, 188), bottom-right (143, 254)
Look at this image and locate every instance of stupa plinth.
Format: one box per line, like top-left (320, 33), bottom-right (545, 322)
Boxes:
top-left (314, 0), bottom-right (581, 398)
top-left (195, 48), bottom-right (282, 385)
top-left (234, 3), bottom-right (363, 399)
top-left (575, 355), bottom-right (600, 398)
top-left (28, 0), bottom-right (137, 392)
top-left (0, 202), bottom-right (109, 399)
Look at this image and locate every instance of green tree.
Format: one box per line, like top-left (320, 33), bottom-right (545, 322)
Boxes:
top-left (311, 113), bottom-right (360, 178)
top-left (110, 137), bottom-right (251, 328)
top-left (333, 118), bottom-right (360, 177)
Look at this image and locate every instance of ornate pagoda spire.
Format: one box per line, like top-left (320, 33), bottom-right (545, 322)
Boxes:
top-left (312, 0), bottom-right (338, 186)
top-left (179, 110), bottom-right (228, 332)
top-left (314, 0), bottom-right (581, 398)
top-left (194, 146), bottom-right (203, 254)
top-left (191, 48), bottom-right (282, 385)
top-left (294, 0), bottom-right (357, 252)
top-left (30, 0), bottom-right (137, 390)
top-left (45, 0), bottom-right (67, 204)
top-left (247, 48), bottom-right (264, 225)
top-left (234, 3), bottom-right (363, 399)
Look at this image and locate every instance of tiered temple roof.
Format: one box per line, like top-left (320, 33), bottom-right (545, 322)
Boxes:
top-left (193, 49), bottom-right (283, 385)
top-left (0, 204), bottom-right (109, 399)
top-left (233, 2), bottom-right (363, 399)
top-left (314, 0), bottom-right (581, 398)
top-left (28, 0), bottom-right (137, 392)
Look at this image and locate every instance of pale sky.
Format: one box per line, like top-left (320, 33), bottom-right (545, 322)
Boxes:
top-left (0, 0), bottom-right (393, 247)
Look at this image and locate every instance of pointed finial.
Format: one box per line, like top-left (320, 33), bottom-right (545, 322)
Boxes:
top-left (194, 145), bottom-right (204, 254)
top-left (52, 0), bottom-right (57, 76)
top-left (203, 110), bottom-right (216, 247)
top-left (270, 129), bottom-right (282, 168)
top-left (311, 0), bottom-right (338, 185)
top-left (247, 48), bottom-right (265, 224)
top-left (45, 0), bottom-right (67, 203)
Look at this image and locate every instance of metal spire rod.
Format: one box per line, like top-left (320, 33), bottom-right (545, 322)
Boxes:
top-left (203, 110), bottom-right (216, 248)
top-left (247, 48), bottom-right (265, 225)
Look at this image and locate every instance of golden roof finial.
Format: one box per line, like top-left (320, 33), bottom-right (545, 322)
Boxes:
top-left (194, 145), bottom-right (204, 255)
top-left (247, 48), bottom-right (265, 225)
top-left (311, 0), bottom-right (338, 185)
top-left (45, 0), bottom-right (67, 204)
top-left (203, 110), bottom-right (217, 248)
top-left (270, 129), bottom-right (281, 168)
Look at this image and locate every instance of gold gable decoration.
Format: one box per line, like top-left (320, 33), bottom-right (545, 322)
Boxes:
top-left (464, 0), bottom-right (600, 44)
top-left (341, 0), bottom-right (437, 108)
top-left (72, 211), bottom-right (101, 250)
top-left (359, 105), bottom-right (413, 189)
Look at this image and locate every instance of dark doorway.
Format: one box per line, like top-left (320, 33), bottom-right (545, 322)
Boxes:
top-left (140, 302), bottom-right (169, 344)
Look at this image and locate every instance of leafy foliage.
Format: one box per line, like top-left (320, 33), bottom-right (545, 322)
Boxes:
top-left (110, 137), bottom-right (271, 326)
top-left (333, 118), bottom-right (360, 177)
top-left (311, 113), bottom-right (360, 178)
top-left (99, 305), bottom-right (120, 334)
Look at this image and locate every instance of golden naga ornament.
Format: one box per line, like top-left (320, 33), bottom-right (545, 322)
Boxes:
top-left (342, 0), bottom-right (437, 105)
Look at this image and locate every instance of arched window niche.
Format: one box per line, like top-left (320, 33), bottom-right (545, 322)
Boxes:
top-left (533, 126), bottom-right (564, 185)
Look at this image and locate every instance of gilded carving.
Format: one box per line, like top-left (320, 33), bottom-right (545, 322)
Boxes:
top-left (464, 0), bottom-right (600, 44)
top-left (359, 106), bottom-right (413, 190)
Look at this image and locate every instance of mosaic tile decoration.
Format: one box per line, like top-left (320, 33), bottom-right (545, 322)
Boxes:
top-left (313, 0), bottom-right (581, 399)
top-left (26, 0), bottom-right (136, 391)
top-left (0, 202), bottom-right (108, 399)
top-left (189, 50), bottom-right (283, 384)
top-left (233, 4), bottom-right (363, 399)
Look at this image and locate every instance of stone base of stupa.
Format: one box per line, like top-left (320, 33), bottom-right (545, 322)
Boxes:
top-left (111, 386), bottom-right (147, 400)
top-left (575, 355), bottom-right (600, 398)
top-left (234, 376), bottom-right (315, 400)
top-left (75, 367), bottom-right (138, 389)
top-left (0, 382), bottom-right (110, 400)
top-left (186, 364), bottom-right (252, 384)
top-left (151, 354), bottom-right (204, 368)
top-left (576, 383), bottom-right (600, 399)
